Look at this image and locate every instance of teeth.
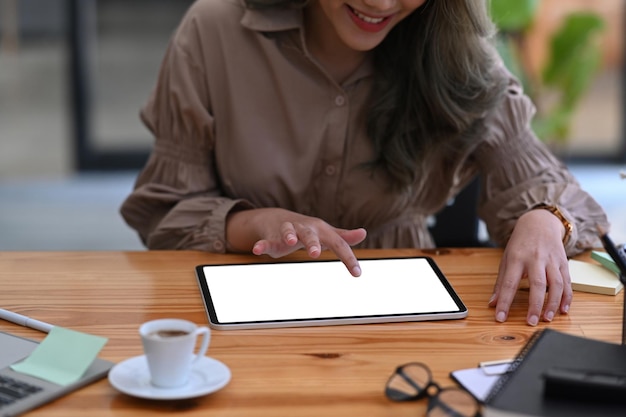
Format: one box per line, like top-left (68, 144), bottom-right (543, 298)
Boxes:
top-left (352, 8), bottom-right (384, 24)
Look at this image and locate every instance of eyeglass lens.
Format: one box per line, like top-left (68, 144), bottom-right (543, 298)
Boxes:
top-left (386, 363), bottom-right (431, 400)
top-left (386, 363), bottom-right (480, 417)
top-left (428, 388), bottom-right (480, 417)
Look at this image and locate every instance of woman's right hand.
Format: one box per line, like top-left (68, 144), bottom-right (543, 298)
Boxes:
top-left (226, 208), bottom-right (367, 277)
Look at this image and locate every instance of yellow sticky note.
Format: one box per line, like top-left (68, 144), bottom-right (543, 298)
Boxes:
top-left (11, 327), bottom-right (108, 386)
top-left (568, 259), bottom-right (624, 295)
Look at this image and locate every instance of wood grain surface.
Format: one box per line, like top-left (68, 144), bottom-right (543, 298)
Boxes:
top-left (0, 249), bottom-right (622, 416)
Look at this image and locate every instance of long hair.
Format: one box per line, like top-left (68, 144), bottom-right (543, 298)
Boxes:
top-left (245, 0), bottom-right (508, 188)
top-left (368, 0), bottom-right (507, 188)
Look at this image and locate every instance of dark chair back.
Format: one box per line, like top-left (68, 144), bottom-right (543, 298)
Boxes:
top-left (429, 176), bottom-right (485, 247)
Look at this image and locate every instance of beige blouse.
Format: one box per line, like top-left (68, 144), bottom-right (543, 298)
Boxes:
top-left (120, 0), bottom-right (608, 256)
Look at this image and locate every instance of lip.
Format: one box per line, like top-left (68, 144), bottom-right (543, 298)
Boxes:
top-left (346, 5), bottom-right (394, 33)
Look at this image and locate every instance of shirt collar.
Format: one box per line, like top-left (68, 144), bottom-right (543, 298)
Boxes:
top-left (239, 2), bottom-right (374, 83)
top-left (240, 3), bottom-right (303, 33)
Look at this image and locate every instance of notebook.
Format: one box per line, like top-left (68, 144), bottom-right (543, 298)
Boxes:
top-left (484, 329), bottom-right (626, 417)
top-left (0, 332), bottom-right (113, 417)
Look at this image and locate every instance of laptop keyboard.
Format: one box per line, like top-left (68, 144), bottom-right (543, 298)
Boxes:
top-left (0, 375), bottom-right (43, 408)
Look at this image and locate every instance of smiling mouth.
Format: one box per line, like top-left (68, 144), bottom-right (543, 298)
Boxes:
top-left (346, 5), bottom-right (393, 32)
top-left (349, 6), bottom-right (386, 24)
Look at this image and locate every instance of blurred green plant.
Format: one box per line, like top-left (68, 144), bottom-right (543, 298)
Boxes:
top-left (490, 0), bottom-right (605, 143)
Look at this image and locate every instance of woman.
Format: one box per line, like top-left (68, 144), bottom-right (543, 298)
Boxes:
top-left (121, 0), bottom-right (609, 326)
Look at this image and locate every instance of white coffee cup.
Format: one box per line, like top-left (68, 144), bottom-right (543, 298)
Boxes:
top-left (139, 318), bottom-right (211, 388)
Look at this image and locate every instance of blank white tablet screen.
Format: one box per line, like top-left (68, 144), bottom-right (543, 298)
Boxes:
top-left (200, 258), bottom-right (461, 323)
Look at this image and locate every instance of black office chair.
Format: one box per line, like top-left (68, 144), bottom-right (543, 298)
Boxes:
top-left (428, 176), bottom-right (488, 247)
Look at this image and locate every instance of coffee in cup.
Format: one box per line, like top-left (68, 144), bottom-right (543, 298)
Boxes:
top-left (139, 318), bottom-right (211, 388)
top-left (148, 329), bottom-right (190, 338)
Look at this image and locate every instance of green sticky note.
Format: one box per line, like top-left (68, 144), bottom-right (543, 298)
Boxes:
top-left (591, 251), bottom-right (620, 276)
top-left (11, 327), bottom-right (108, 386)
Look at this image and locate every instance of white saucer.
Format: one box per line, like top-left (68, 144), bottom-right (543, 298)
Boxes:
top-left (108, 355), bottom-right (231, 400)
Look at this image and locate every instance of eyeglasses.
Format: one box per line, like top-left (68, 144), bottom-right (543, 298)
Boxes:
top-left (385, 362), bottom-right (481, 417)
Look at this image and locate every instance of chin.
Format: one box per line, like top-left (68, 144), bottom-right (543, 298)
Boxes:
top-left (342, 32), bottom-right (387, 52)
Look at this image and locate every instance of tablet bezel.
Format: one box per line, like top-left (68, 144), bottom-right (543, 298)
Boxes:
top-left (195, 256), bottom-right (468, 330)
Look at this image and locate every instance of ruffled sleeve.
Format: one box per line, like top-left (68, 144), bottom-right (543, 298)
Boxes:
top-left (120, 15), bottom-right (253, 252)
top-left (475, 76), bottom-right (609, 256)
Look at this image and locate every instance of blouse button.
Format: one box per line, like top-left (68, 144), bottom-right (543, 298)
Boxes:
top-left (213, 240), bottom-right (225, 252)
top-left (334, 95), bottom-right (345, 106)
top-left (324, 165), bottom-right (337, 176)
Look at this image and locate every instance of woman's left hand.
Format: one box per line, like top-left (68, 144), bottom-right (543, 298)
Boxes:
top-left (489, 209), bottom-right (572, 326)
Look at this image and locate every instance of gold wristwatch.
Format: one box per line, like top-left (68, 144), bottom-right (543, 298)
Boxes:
top-left (534, 204), bottom-right (573, 245)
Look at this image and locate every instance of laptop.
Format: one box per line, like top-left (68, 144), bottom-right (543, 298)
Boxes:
top-left (0, 332), bottom-right (114, 417)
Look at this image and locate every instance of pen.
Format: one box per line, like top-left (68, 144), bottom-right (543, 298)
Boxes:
top-left (0, 308), bottom-right (54, 333)
top-left (596, 226), bottom-right (626, 346)
top-left (596, 226), bottom-right (626, 285)
top-left (479, 359), bottom-right (514, 376)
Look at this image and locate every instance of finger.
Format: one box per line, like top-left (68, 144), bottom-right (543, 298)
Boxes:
top-left (542, 262), bottom-right (564, 322)
top-left (293, 223), bottom-right (322, 258)
top-left (525, 264), bottom-right (547, 326)
top-left (489, 256), bottom-right (509, 307)
top-left (279, 222), bottom-right (298, 246)
top-left (320, 234), bottom-right (361, 277)
top-left (336, 228), bottom-right (368, 246)
top-left (252, 240), bottom-right (267, 256)
top-left (252, 239), bottom-right (301, 258)
top-left (252, 239), bottom-right (285, 257)
top-left (493, 259), bottom-right (524, 323)
top-left (559, 262), bottom-right (573, 314)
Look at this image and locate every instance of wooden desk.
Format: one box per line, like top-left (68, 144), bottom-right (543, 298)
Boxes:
top-left (0, 249), bottom-right (622, 416)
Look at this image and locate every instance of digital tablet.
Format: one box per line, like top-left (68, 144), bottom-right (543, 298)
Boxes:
top-left (195, 256), bottom-right (467, 330)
